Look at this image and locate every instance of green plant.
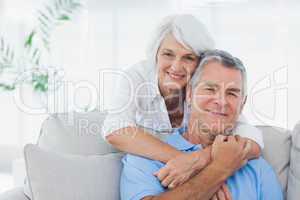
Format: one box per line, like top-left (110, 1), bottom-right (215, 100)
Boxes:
top-left (0, 0), bottom-right (83, 92)
top-left (0, 37), bottom-right (16, 91)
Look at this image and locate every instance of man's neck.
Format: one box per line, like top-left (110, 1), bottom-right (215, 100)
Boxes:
top-left (182, 128), bottom-right (209, 147)
top-left (182, 117), bottom-right (215, 147)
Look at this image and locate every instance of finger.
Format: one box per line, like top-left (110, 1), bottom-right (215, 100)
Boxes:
top-left (242, 140), bottom-right (252, 158)
top-left (168, 181), bottom-right (176, 189)
top-left (154, 167), bottom-right (170, 181)
top-left (222, 184), bottom-right (232, 200)
top-left (161, 174), bottom-right (175, 188)
top-left (168, 179), bottom-right (179, 189)
top-left (169, 175), bottom-right (187, 189)
top-left (227, 135), bottom-right (236, 143)
top-left (217, 188), bottom-right (226, 200)
top-left (234, 135), bottom-right (241, 142)
top-left (212, 194), bottom-right (218, 200)
top-left (215, 135), bottom-right (226, 144)
top-left (237, 137), bottom-right (247, 148)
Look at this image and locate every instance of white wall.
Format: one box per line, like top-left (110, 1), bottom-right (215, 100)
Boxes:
top-left (49, 0), bottom-right (298, 129)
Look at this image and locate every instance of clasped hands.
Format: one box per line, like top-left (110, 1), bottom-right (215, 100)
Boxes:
top-left (154, 135), bottom-right (252, 200)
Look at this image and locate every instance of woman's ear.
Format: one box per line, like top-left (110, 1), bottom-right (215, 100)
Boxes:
top-left (186, 84), bottom-right (192, 106)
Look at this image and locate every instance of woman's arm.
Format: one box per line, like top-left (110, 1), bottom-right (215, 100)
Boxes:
top-left (157, 136), bottom-right (260, 189)
top-left (106, 126), bottom-right (183, 163)
top-left (246, 140), bottom-right (261, 159)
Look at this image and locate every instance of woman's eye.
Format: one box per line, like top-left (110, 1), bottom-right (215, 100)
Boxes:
top-left (183, 56), bottom-right (196, 62)
top-left (163, 53), bottom-right (174, 57)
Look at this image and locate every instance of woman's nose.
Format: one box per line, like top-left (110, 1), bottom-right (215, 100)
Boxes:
top-left (170, 59), bottom-right (183, 71)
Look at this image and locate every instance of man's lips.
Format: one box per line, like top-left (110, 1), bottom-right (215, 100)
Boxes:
top-left (204, 109), bottom-right (228, 117)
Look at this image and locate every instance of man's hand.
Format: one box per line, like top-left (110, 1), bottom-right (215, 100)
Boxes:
top-left (211, 135), bottom-right (251, 176)
top-left (154, 149), bottom-right (210, 189)
top-left (210, 184), bottom-right (232, 200)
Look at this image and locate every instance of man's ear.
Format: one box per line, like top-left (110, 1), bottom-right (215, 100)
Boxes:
top-left (240, 95), bottom-right (247, 113)
top-left (186, 84), bottom-right (192, 106)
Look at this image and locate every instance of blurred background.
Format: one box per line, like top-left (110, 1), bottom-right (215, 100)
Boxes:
top-left (0, 0), bottom-right (299, 192)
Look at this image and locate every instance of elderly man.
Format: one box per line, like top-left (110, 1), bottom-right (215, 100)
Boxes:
top-left (120, 50), bottom-right (283, 200)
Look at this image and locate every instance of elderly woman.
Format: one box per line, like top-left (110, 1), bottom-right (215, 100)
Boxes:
top-left (102, 14), bottom-right (263, 191)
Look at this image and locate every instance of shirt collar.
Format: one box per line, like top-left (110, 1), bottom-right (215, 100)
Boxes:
top-left (165, 127), bottom-right (201, 151)
top-left (151, 62), bottom-right (162, 98)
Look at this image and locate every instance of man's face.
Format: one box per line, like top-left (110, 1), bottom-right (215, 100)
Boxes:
top-left (189, 61), bottom-right (245, 142)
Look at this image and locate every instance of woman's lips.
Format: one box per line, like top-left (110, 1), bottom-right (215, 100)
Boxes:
top-left (167, 71), bottom-right (185, 80)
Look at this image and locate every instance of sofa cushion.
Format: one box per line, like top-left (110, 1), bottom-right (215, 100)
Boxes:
top-left (37, 111), bottom-right (118, 155)
top-left (24, 111), bottom-right (120, 199)
top-left (24, 144), bottom-right (123, 200)
top-left (287, 121), bottom-right (300, 200)
top-left (0, 187), bottom-right (29, 200)
top-left (257, 125), bottom-right (291, 197)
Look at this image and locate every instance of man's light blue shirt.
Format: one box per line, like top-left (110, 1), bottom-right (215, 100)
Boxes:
top-left (120, 128), bottom-right (283, 200)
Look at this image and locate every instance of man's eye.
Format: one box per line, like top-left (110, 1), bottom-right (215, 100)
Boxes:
top-left (205, 88), bottom-right (215, 92)
top-left (183, 56), bottom-right (197, 63)
top-left (186, 57), bottom-right (195, 61)
top-left (228, 92), bottom-right (238, 97)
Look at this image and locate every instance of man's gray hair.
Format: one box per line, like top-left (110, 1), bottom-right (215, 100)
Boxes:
top-left (146, 14), bottom-right (215, 59)
top-left (190, 50), bottom-right (248, 96)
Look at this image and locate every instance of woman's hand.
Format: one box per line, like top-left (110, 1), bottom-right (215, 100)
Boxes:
top-left (154, 148), bottom-right (211, 189)
top-left (210, 184), bottom-right (232, 200)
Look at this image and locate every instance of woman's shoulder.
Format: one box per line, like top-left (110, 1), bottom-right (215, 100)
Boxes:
top-left (124, 59), bottom-right (156, 82)
top-left (114, 59), bottom-right (158, 97)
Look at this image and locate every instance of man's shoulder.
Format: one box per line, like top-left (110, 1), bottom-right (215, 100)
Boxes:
top-left (243, 157), bottom-right (275, 176)
top-left (248, 157), bottom-right (273, 169)
top-left (229, 157), bottom-right (277, 187)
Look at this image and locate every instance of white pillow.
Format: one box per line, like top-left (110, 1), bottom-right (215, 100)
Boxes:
top-left (37, 111), bottom-right (118, 155)
top-left (24, 111), bottom-right (120, 199)
top-left (24, 144), bottom-right (123, 200)
top-left (258, 125), bottom-right (291, 196)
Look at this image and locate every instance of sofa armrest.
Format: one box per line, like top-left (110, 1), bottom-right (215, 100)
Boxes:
top-left (0, 187), bottom-right (29, 200)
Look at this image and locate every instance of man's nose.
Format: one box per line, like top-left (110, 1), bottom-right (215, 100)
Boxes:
top-left (213, 92), bottom-right (227, 110)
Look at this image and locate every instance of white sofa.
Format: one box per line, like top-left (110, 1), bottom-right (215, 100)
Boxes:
top-left (0, 111), bottom-right (299, 200)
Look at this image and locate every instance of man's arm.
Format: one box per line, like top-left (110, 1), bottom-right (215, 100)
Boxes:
top-left (122, 135), bottom-right (250, 200)
top-left (143, 162), bottom-right (230, 200)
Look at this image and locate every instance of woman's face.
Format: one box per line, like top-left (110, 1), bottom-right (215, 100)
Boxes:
top-left (157, 34), bottom-right (199, 95)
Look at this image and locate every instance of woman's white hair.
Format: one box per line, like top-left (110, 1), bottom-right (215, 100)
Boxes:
top-left (146, 14), bottom-right (215, 60)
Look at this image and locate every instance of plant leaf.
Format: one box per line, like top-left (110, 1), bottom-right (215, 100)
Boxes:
top-left (38, 16), bottom-right (51, 30)
top-left (45, 5), bottom-right (55, 17)
top-left (24, 31), bottom-right (36, 48)
top-left (0, 83), bottom-right (15, 91)
top-left (0, 38), bottom-right (4, 51)
top-left (38, 10), bottom-right (50, 22)
top-left (58, 14), bottom-right (70, 21)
